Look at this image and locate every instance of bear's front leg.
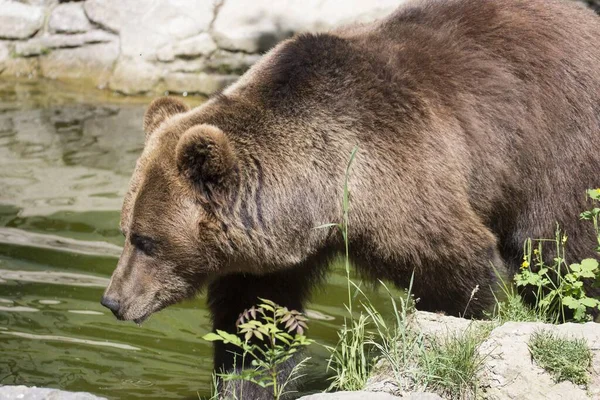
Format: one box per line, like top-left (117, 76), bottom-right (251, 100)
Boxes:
top-left (207, 265), bottom-right (321, 399)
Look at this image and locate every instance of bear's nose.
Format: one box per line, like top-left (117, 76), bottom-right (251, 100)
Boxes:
top-left (100, 296), bottom-right (121, 318)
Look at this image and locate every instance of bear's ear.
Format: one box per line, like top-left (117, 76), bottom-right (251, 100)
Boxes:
top-left (143, 97), bottom-right (190, 138)
top-left (175, 124), bottom-right (238, 201)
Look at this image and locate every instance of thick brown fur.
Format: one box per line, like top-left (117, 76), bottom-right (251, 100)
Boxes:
top-left (103, 0), bottom-right (600, 397)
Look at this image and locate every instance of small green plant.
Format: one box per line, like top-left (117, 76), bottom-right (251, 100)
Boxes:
top-left (362, 279), bottom-right (424, 392)
top-left (514, 227), bottom-right (600, 322)
top-left (491, 189), bottom-right (600, 323)
top-left (362, 279), bottom-right (488, 399)
top-left (203, 299), bottom-right (314, 400)
top-left (325, 312), bottom-right (372, 391)
top-left (419, 326), bottom-right (488, 399)
top-left (489, 265), bottom-right (540, 323)
top-left (204, 372), bottom-right (220, 400)
top-left (580, 188), bottom-right (600, 252)
top-left (529, 329), bottom-right (591, 385)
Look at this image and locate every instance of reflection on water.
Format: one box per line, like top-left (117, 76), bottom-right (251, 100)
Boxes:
top-left (0, 80), bottom-right (398, 399)
top-left (0, 227), bottom-right (123, 257)
top-left (0, 306), bottom-right (39, 312)
top-left (1, 331), bottom-right (140, 351)
top-left (0, 269), bottom-right (109, 287)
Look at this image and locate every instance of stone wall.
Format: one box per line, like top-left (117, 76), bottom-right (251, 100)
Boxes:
top-left (0, 0), bottom-right (402, 96)
top-left (0, 0), bottom-right (597, 97)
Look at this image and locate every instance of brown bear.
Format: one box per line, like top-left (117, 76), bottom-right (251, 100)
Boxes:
top-left (102, 0), bottom-right (600, 396)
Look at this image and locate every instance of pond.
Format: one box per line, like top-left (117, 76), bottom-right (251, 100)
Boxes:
top-left (0, 80), bottom-right (398, 399)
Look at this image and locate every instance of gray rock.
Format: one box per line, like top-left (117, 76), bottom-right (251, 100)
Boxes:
top-left (403, 394), bottom-right (445, 400)
top-left (15, 31), bottom-right (117, 57)
top-left (479, 321), bottom-right (600, 400)
top-left (298, 391), bottom-right (400, 400)
top-left (410, 311), bottom-right (490, 340)
top-left (162, 58), bottom-right (207, 73)
top-left (108, 58), bottom-right (162, 94)
top-left (40, 41), bottom-right (119, 88)
top-left (211, 0), bottom-right (288, 53)
top-left (205, 50), bottom-right (262, 74)
top-left (298, 391), bottom-right (441, 400)
top-left (0, 57), bottom-right (39, 78)
top-left (212, 0), bottom-right (403, 53)
top-left (0, 385), bottom-right (106, 400)
top-left (49, 2), bottom-right (93, 34)
top-left (83, 0), bottom-right (141, 33)
top-left (85, 0), bottom-right (215, 59)
top-left (17, 0), bottom-right (57, 6)
top-left (0, 0), bottom-right (44, 39)
top-left (163, 72), bottom-right (237, 95)
top-left (364, 312), bottom-right (600, 399)
top-left (0, 0), bottom-right (411, 94)
top-left (157, 32), bottom-right (218, 62)
top-left (0, 41), bottom-right (9, 65)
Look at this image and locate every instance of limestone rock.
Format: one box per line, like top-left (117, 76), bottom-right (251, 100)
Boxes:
top-left (363, 312), bottom-right (600, 400)
top-left (157, 33), bottom-right (218, 62)
top-left (0, 57), bottom-right (39, 79)
top-left (108, 58), bottom-right (162, 95)
top-left (162, 58), bottom-right (207, 74)
top-left (403, 394), bottom-right (445, 400)
top-left (212, 0), bottom-right (403, 53)
top-left (49, 2), bottom-right (93, 34)
top-left (15, 31), bottom-right (117, 57)
top-left (0, 41), bottom-right (9, 66)
top-left (163, 72), bottom-right (237, 95)
top-left (298, 391), bottom-right (443, 400)
top-left (18, 0), bottom-right (57, 6)
top-left (298, 391), bottom-right (401, 400)
top-left (211, 0), bottom-right (285, 53)
top-left (0, 0), bottom-right (44, 40)
top-left (83, 0), bottom-right (142, 33)
top-left (204, 50), bottom-right (262, 74)
top-left (40, 41), bottom-right (119, 88)
top-left (85, 0), bottom-right (215, 59)
top-left (0, 385), bottom-right (106, 400)
top-left (410, 311), bottom-right (491, 339)
top-left (479, 321), bottom-right (600, 400)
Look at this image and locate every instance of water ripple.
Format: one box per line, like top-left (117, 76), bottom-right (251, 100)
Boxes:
top-left (0, 269), bottom-right (109, 287)
top-left (0, 305), bottom-right (39, 312)
top-left (0, 227), bottom-right (122, 257)
top-left (0, 331), bottom-right (140, 351)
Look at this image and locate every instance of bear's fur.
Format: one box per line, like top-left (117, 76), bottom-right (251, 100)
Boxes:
top-left (103, 0), bottom-right (600, 396)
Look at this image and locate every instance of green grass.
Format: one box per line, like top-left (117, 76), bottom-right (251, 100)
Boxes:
top-left (361, 279), bottom-right (423, 393)
top-left (528, 330), bottom-right (592, 386)
top-left (326, 312), bottom-right (372, 391)
top-left (489, 267), bottom-right (541, 324)
top-left (419, 326), bottom-right (489, 399)
top-left (493, 291), bottom-right (540, 323)
top-left (327, 276), bottom-right (490, 398)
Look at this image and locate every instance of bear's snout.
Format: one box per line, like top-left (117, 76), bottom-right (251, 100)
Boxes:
top-left (100, 295), bottom-right (123, 320)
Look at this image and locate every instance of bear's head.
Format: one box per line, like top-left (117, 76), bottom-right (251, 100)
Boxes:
top-left (101, 97), bottom-right (242, 323)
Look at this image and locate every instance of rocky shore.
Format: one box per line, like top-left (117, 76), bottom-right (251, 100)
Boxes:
top-left (3, 311), bottom-right (599, 399)
top-left (0, 0), bottom-right (401, 96)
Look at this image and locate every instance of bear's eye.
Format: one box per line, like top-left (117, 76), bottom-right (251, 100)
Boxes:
top-left (130, 233), bottom-right (156, 256)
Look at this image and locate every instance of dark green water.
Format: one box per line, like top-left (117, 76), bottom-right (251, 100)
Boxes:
top-left (0, 80), bottom-right (397, 399)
